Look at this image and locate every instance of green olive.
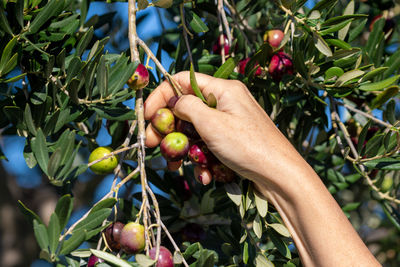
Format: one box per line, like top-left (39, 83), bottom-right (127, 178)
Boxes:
top-left (88, 146), bottom-right (119, 174)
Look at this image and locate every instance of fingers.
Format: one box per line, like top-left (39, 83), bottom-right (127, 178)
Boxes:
top-left (173, 94), bottom-right (221, 124)
top-left (145, 124), bottom-right (162, 148)
top-left (144, 71), bottom-right (232, 120)
top-left (194, 165), bottom-right (213, 185)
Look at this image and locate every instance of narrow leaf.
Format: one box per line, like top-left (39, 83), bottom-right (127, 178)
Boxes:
top-left (312, 32), bottom-right (332, 57)
top-left (31, 128), bottom-right (49, 175)
top-left (363, 158), bottom-right (400, 170)
top-left (55, 194), bottom-right (73, 230)
top-left (213, 57), bottom-right (237, 79)
top-left (338, 1), bottom-right (354, 40)
top-left (47, 213), bottom-right (61, 254)
top-left (224, 182), bottom-right (242, 206)
top-left (254, 191), bottom-right (268, 217)
top-left (74, 208), bottom-right (112, 232)
top-left (34, 220), bottom-right (49, 251)
top-left (253, 214), bottom-right (263, 239)
top-left (190, 63), bottom-right (206, 103)
top-left (371, 86), bottom-right (399, 109)
top-left (268, 223), bottom-right (291, 237)
top-left (60, 229), bottom-right (86, 255)
top-left (90, 249), bottom-right (132, 267)
top-left (359, 75), bottom-right (400, 91)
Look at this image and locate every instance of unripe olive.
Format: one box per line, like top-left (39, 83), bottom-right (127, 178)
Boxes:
top-left (151, 108), bottom-right (175, 135)
top-left (89, 147), bottom-right (119, 175)
top-left (160, 132), bottom-right (189, 161)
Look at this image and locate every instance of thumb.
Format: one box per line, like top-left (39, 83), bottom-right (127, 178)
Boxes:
top-left (173, 95), bottom-right (220, 125)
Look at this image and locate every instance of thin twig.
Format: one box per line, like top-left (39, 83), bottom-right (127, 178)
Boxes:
top-left (335, 101), bottom-right (394, 129)
top-left (180, 4), bottom-right (193, 64)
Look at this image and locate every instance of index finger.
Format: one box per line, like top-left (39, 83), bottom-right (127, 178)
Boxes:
top-left (144, 71), bottom-right (226, 120)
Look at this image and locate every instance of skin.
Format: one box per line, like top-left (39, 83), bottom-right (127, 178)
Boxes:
top-left (144, 72), bottom-right (381, 267)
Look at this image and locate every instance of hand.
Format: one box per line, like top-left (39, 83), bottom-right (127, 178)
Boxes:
top-left (144, 71), bottom-right (303, 186)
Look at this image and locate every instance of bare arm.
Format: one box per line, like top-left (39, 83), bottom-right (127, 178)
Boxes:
top-left (144, 71), bottom-right (381, 267)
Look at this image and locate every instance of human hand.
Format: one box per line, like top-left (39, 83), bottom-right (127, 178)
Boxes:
top-left (144, 71), bottom-right (304, 186)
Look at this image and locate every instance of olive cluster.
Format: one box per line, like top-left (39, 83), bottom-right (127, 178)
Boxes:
top-left (88, 222), bottom-right (173, 267)
top-left (151, 96), bottom-right (235, 183)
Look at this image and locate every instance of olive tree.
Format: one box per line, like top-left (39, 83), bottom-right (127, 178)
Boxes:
top-left (0, 0), bottom-right (399, 266)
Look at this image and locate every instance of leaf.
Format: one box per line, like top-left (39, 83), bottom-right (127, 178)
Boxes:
top-left (60, 229), bottom-right (86, 255)
top-left (357, 120), bottom-right (372, 153)
top-left (76, 26), bottom-right (94, 57)
top-left (96, 55), bottom-right (107, 97)
top-left (135, 254), bottom-right (156, 267)
top-left (18, 200), bottom-right (44, 225)
top-left (334, 69), bottom-right (364, 87)
top-left (322, 14), bottom-right (367, 27)
top-left (268, 223), bottom-right (291, 237)
top-left (137, 0), bottom-right (149, 10)
top-left (24, 104), bottom-right (37, 136)
top-left (0, 5), bottom-right (13, 35)
top-left (360, 67), bottom-right (389, 82)
top-left (89, 198), bottom-right (117, 215)
top-left (200, 189), bottom-right (215, 214)
top-left (213, 57), bottom-right (238, 79)
top-left (173, 251), bottom-right (183, 264)
top-left (29, 0), bottom-right (65, 34)
top-left (348, 19), bottom-right (367, 42)
top-left (47, 148), bottom-right (62, 178)
top-left (90, 249), bottom-right (132, 267)
top-left (0, 36), bottom-right (17, 74)
top-left (325, 39), bottom-right (351, 50)
top-left (0, 53), bottom-right (18, 76)
top-left (254, 254), bottom-right (274, 267)
top-left (153, 0), bottom-right (173, 8)
top-left (31, 128), bottom-right (49, 175)
top-left (243, 241), bottom-right (249, 264)
top-left (319, 19), bottom-right (352, 36)
top-left (254, 191), bottom-right (268, 217)
top-left (383, 49), bottom-right (400, 79)
top-left (338, 1), bottom-right (354, 40)
top-left (363, 158), bottom-right (400, 170)
top-left (359, 75), bottom-right (400, 91)
top-left (55, 194), bottom-right (73, 230)
top-left (312, 32), bottom-right (332, 57)
top-left (270, 230), bottom-right (291, 258)
top-left (188, 11), bottom-right (209, 33)
top-left (190, 63), bottom-right (206, 103)
top-left (371, 86), bottom-right (399, 109)
top-left (47, 213), bottom-right (61, 254)
top-left (73, 208), bottom-right (112, 232)
top-left (224, 182), bottom-right (242, 206)
top-left (365, 17), bottom-right (384, 58)
top-left (253, 214), bottom-right (263, 239)
top-left (342, 202), bottom-right (361, 212)
top-left (33, 220), bottom-right (49, 252)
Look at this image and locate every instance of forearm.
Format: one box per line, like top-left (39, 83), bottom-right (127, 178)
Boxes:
top-left (254, 155), bottom-right (380, 267)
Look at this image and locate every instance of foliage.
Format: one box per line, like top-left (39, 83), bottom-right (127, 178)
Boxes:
top-left (0, 0), bottom-right (399, 266)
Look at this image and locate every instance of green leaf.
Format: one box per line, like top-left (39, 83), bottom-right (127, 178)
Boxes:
top-left (325, 39), bottom-right (351, 50)
top-left (334, 69), bottom-right (364, 87)
top-left (90, 249), bottom-right (132, 267)
top-left (55, 194), bottom-right (73, 231)
top-left (348, 19), bottom-right (367, 42)
top-left (89, 198), bottom-right (117, 215)
top-left (138, 0), bottom-right (149, 10)
top-left (254, 191), bottom-right (268, 217)
top-left (29, 0), bottom-right (65, 34)
top-left (76, 26), bottom-right (94, 57)
top-left (49, 14), bottom-right (80, 29)
top-left (360, 67), bottom-right (389, 82)
top-left (91, 105), bottom-right (135, 121)
top-left (383, 49), bottom-right (400, 79)
top-left (338, 1), bottom-right (354, 40)
top-left (188, 11), bottom-right (209, 33)
top-left (0, 5), bottom-right (13, 35)
top-left (253, 214), bottom-right (263, 239)
top-left (59, 229), bottom-right (86, 255)
top-left (268, 223), bottom-right (291, 237)
top-left (342, 202), bottom-right (361, 212)
top-left (357, 120), bottom-right (372, 153)
top-left (200, 189), bottom-right (215, 214)
top-left (363, 158), bottom-right (400, 170)
top-left (243, 241), bottom-right (249, 264)
top-left (48, 149), bottom-right (63, 179)
top-left (31, 128), bottom-right (49, 175)
top-left (224, 182), bottom-right (242, 206)
top-left (3, 73), bottom-right (27, 83)
top-left (270, 230), bottom-right (291, 258)
top-left (365, 17), bottom-right (384, 58)
top-left (0, 36), bottom-right (17, 74)
top-left (135, 254), bottom-right (156, 267)
top-left (190, 63), bottom-right (206, 103)
top-left (73, 208), bottom-right (112, 233)
top-left (96, 55), bottom-right (107, 97)
top-left (319, 19), bottom-right (352, 35)
top-left (254, 253), bottom-right (274, 267)
top-left (47, 213), bottom-right (61, 254)
top-left (34, 220), bottom-right (49, 252)
top-left (152, 0), bottom-right (173, 8)
top-left (18, 200), bottom-right (44, 225)
top-left (213, 57), bottom-right (238, 79)
top-left (359, 75), bottom-right (400, 91)
top-left (312, 32), bottom-right (332, 57)
top-left (384, 100), bottom-right (396, 125)
top-left (322, 14), bottom-right (367, 27)
top-left (371, 86), bottom-right (399, 109)
top-left (24, 104), bottom-right (37, 136)
top-left (0, 53), bottom-right (18, 77)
